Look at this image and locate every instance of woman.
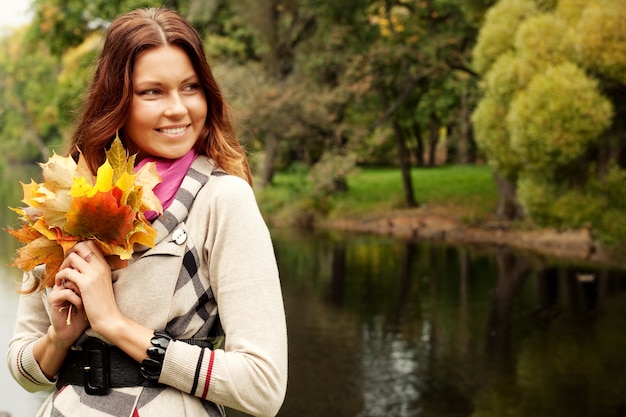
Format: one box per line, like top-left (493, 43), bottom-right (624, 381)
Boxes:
top-left (7, 7), bottom-right (287, 417)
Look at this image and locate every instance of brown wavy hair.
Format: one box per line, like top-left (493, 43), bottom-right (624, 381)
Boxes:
top-left (67, 7), bottom-right (251, 184)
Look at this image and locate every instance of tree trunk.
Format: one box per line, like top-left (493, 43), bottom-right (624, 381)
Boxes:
top-left (457, 86), bottom-right (472, 164)
top-left (24, 115), bottom-right (49, 160)
top-left (428, 112), bottom-right (439, 167)
top-left (493, 171), bottom-right (524, 220)
top-left (392, 119), bottom-right (418, 207)
top-left (17, 96), bottom-right (50, 159)
top-left (412, 121), bottom-right (425, 167)
top-left (261, 136), bottom-right (278, 187)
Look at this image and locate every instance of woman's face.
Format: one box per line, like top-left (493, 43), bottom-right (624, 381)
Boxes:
top-left (123, 45), bottom-right (208, 160)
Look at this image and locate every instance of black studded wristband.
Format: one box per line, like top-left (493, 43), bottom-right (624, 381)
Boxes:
top-left (140, 330), bottom-right (173, 381)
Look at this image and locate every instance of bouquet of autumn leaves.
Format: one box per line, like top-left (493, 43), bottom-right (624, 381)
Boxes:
top-left (6, 137), bottom-right (162, 292)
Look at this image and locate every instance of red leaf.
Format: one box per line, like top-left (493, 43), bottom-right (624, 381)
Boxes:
top-left (64, 189), bottom-right (136, 246)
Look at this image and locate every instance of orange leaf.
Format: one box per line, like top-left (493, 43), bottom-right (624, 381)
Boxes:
top-left (105, 255), bottom-right (128, 271)
top-left (10, 236), bottom-right (64, 282)
top-left (5, 224), bottom-right (42, 243)
top-left (128, 219), bottom-right (159, 248)
top-left (64, 189), bottom-right (136, 247)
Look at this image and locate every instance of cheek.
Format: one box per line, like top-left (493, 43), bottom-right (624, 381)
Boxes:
top-left (123, 105), bottom-right (156, 147)
top-left (188, 95), bottom-right (208, 120)
top-left (192, 102), bottom-right (208, 121)
top-left (130, 102), bottom-right (157, 124)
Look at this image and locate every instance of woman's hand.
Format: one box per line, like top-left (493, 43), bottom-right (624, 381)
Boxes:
top-left (54, 241), bottom-right (155, 363)
top-left (46, 279), bottom-right (89, 347)
top-left (55, 241), bottom-right (121, 337)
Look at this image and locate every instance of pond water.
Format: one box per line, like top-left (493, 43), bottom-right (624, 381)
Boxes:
top-left (2, 164), bottom-right (626, 417)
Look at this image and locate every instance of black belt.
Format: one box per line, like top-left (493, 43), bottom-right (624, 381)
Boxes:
top-left (57, 337), bottom-right (213, 395)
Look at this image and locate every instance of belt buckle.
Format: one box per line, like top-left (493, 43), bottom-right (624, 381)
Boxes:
top-left (82, 339), bottom-right (111, 395)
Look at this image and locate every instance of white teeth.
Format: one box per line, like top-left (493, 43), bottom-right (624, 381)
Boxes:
top-left (160, 127), bottom-right (186, 135)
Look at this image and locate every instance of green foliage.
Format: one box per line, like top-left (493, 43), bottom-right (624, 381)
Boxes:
top-left (508, 62), bottom-right (613, 173)
top-left (471, 95), bottom-right (521, 179)
top-left (306, 152), bottom-right (358, 199)
top-left (591, 164), bottom-right (626, 244)
top-left (515, 176), bottom-right (554, 225)
top-left (27, 0), bottom-right (164, 55)
top-left (199, 1), bottom-right (259, 64)
top-left (471, 52), bottom-right (523, 178)
top-left (574, 0), bottom-right (626, 85)
top-left (514, 13), bottom-right (573, 84)
top-left (518, 163), bottom-right (626, 245)
top-left (55, 33), bottom-right (101, 131)
top-left (483, 52), bottom-right (521, 105)
top-left (472, 0), bottom-right (538, 75)
top-left (473, 0), bottom-right (624, 243)
top-left (518, 175), bottom-right (604, 229)
top-left (554, 0), bottom-right (587, 22)
top-left (0, 28), bottom-right (62, 160)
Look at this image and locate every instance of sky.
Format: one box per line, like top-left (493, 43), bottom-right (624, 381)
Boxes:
top-left (0, 0), bottom-right (33, 32)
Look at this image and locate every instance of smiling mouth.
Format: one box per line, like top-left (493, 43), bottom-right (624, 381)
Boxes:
top-left (159, 126), bottom-right (187, 135)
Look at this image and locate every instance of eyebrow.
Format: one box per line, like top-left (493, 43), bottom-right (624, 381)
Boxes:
top-left (134, 75), bottom-right (200, 87)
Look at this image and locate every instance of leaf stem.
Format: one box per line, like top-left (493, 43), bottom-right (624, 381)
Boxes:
top-left (66, 304), bottom-right (73, 326)
top-left (59, 304), bottom-right (74, 326)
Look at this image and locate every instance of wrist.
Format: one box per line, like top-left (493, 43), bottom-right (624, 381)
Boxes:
top-left (45, 325), bottom-right (74, 351)
top-left (90, 311), bottom-right (127, 341)
top-left (33, 327), bottom-right (73, 380)
top-left (140, 330), bottom-right (172, 381)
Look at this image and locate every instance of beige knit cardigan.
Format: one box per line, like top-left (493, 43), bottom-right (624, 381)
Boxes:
top-left (7, 157), bottom-right (288, 417)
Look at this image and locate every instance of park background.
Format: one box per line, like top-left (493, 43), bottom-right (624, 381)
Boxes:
top-left (1, 1), bottom-right (626, 416)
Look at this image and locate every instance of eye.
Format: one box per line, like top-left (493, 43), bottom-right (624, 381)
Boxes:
top-left (182, 83), bottom-right (201, 93)
top-left (139, 88), bottom-right (161, 96)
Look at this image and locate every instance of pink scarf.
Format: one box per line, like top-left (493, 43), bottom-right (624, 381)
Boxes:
top-left (135, 149), bottom-right (198, 220)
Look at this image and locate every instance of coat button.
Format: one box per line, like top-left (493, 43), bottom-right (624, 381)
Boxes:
top-left (172, 228), bottom-right (187, 245)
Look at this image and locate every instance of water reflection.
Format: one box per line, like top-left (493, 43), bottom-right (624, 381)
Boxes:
top-left (271, 229), bottom-right (626, 417)
top-left (2, 165), bottom-right (626, 417)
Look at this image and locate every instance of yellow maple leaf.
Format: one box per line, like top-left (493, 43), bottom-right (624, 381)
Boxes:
top-left (21, 181), bottom-right (55, 208)
top-left (92, 160), bottom-right (115, 194)
top-left (115, 171), bottom-right (135, 206)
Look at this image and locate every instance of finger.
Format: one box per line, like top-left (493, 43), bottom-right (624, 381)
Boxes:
top-left (63, 241), bottom-right (96, 262)
top-left (55, 270), bottom-right (82, 296)
top-left (61, 252), bottom-right (91, 272)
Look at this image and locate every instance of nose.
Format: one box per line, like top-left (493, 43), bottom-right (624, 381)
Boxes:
top-left (164, 92), bottom-right (187, 118)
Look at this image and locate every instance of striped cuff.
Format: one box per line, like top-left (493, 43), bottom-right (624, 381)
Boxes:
top-left (15, 341), bottom-right (56, 388)
top-left (159, 340), bottom-right (215, 400)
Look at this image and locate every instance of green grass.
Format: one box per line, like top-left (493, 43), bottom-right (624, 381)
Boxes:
top-left (337, 164), bottom-right (497, 214)
top-left (257, 164), bottom-right (499, 225)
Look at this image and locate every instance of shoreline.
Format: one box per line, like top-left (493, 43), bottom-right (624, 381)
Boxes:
top-left (315, 207), bottom-right (625, 269)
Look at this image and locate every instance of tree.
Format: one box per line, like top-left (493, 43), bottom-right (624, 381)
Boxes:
top-left (472, 0), bottom-right (626, 243)
top-left (227, 0), bottom-right (317, 186)
top-left (335, 0), bottom-right (487, 207)
top-left (27, 0), bottom-right (166, 55)
top-left (0, 28), bottom-right (60, 160)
